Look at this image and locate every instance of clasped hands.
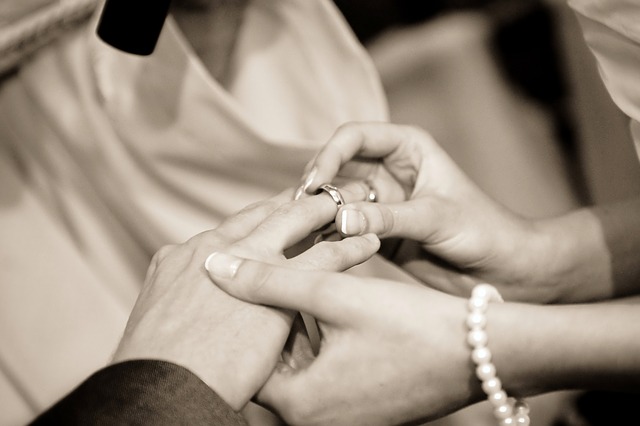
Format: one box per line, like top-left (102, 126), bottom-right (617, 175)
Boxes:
top-left (112, 177), bottom-right (480, 425)
top-left (113, 121), bottom-right (592, 425)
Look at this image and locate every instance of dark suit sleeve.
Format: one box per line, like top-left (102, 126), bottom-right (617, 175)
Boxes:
top-left (31, 360), bottom-right (249, 425)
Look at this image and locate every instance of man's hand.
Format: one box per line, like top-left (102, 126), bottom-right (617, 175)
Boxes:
top-left (112, 184), bottom-right (379, 411)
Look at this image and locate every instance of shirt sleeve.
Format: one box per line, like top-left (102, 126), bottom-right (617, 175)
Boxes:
top-left (568, 0), bottom-right (640, 156)
top-left (30, 360), bottom-right (249, 425)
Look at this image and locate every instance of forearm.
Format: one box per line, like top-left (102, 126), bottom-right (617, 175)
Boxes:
top-left (527, 207), bottom-right (611, 303)
top-left (488, 300), bottom-right (640, 396)
top-left (529, 197), bottom-right (640, 303)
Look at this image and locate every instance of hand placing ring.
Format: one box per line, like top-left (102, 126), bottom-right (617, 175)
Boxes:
top-left (315, 184), bottom-right (346, 210)
top-left (315, 181), bottom-right (377, 209)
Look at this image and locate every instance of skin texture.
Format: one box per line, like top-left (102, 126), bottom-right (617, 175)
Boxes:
top-left (206, 252), bottom-right (479, 426)
top-left (295, 122), bottom-right (640, 304)
top-left (112, 183), bottom-right (378, 411)
top-left (207, 255), bottom-right (640, 426)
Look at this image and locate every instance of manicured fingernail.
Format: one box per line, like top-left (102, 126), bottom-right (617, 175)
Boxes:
top-left (294, 185), bottom-right (305, 201)
top-left (301, 167), bottom-right (317, 193)
top-left (340, 209), bottom-right (366, 235)
top-left (204, 252), bottom-right (242, 279)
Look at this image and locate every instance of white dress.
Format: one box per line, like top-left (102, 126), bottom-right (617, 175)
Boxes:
top-left (570, 0), bottom-right (640, 157)
top-left (0, 0), bottom-right (388, 422)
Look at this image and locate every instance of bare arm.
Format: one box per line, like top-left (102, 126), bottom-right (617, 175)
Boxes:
top-left (530, 198), bottom-right (640, 302)
top-left (207, 254), bottom-right (640, 424)
top-left (490, 298), bottom-right (640, 396)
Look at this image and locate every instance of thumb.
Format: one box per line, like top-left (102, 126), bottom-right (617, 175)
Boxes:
top-left (204, 253), bottom-right (345, 322)
top-left (336, 199), bottom-right (444, 241)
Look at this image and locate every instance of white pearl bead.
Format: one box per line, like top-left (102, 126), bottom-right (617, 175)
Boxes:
top-left (494, 404), bottom-right (513, 419)
top-left (515, 401), bottom-right (530, 415)
top-left (476, 363), bottom-right (496, 381)
top-left (489, 390), bottom-right (508, 407)
top-left (482, 377), bottom-right (502, 394)
top-left (472, 347), bottom-right (491, 364)
top-left (467, 329), bottom-right (488, 348)
top-left (468, 297), bottom-right (488, 312)
top-left (466, 311), bottom-right (487, 328)
top-left (472, 284), bottom-right (494, 299)
top-left (468, 284), bottom-right (523, 426)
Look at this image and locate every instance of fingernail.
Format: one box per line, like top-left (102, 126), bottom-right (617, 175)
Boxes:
top-left (340, 209), bottom-right (366, 235)
top-left (294, 185), bottom-right (305, 201)
top-left (204, 252), bottom-right (242, 279)
top-left (301, 167), bottom-right (317, 193)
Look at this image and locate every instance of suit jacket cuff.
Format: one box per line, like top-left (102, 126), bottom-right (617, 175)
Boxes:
top-left (31, 359), bottom-right (249, 425)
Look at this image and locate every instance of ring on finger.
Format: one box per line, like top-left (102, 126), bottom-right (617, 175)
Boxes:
top-left (315, 183), bottom-right (345, 210)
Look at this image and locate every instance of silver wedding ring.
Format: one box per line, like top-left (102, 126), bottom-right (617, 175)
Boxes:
top-left (316, 183), bottom-right (345, 209)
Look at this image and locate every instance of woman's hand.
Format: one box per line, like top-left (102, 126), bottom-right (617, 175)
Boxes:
top-left (206, 254), bottom-right (481, 426)
top-left (207, 254), bottom-right (640, 425)
top-left (113, 183), bottom-right (379, 411)
top-left (297, 122), bottom-right (561, 302)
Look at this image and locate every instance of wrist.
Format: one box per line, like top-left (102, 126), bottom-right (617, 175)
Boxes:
top-left (487, 301), bottom-right (640, 395)
top-left (466, 285), bottom-right (530, 423)
top-left (530, 209), bottom-right (611, 303)
top-left (435, 295), bottom-right (487, 404)
top-left (487, 215), bottom-right (561, 303)
top-left (483, 301), bottom-right (548, 397)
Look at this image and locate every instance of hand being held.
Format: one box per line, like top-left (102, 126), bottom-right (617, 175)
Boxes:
top-left (298, 122), bottom-right (553, 302)
top-left (206, 253), bottom-right (480, 426)
top-left (112, 183), bottom-right (380, 411)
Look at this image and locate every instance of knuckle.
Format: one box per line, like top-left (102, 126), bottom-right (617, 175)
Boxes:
top-left (315, 241), bottom-right (343, 261)
top-left (152, 244), bottom-right (177, 264)
top-left (336, 121), bottom-right (358, 135)
top-left (335, 122), bottom-right (365, 145)
top-left (375, 206), bottom-right (396, 236)
top-left (276, 200), bottom-right (304, 216)
top-left (314, 241), bottom-right (349, 269)
top-left (275, 200), bottom-right (315, 222)
top-left (145, 244), bottom-right (178, 281)
top-left (403, 124), bottom-right (427, 138)
top-left (243, 264), bottom-right (273, 301)
top-left (244, 198), bottom-right (281, 216)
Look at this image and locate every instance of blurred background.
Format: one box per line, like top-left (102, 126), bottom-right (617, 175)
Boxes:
top-left (2, 0), bottom-right (639, 425)
top-left (333, 0), bottom-right (640, 211)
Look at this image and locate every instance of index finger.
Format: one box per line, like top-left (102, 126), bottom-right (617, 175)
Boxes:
top-left (214, 190), bottom-right (293, 241)
top-left (234, 181), bottom-right (369, 256)
top-left (205, 254), bottom-right (357, 323)
top-left (303, 122), bottom-right (419, 194)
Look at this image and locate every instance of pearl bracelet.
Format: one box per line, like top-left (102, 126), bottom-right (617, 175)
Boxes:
top-left (467, 284), bottom-right (530, 426)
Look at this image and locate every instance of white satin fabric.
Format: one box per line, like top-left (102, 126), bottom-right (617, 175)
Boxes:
top-left (570, 0), bottom-right (640, 159)
top-left (0, 0), bottom-right (387, 422)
